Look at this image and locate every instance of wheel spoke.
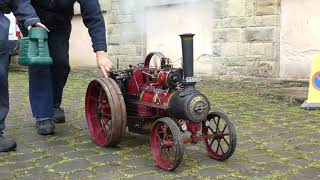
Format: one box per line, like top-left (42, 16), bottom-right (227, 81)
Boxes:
top-left (210, 138), bottom-right (216, 147)
top-left (160, 145), bottom-right (165, 156)
top-left (101, 118), bottom-right (106, 125)
top-left (97, 128), bottom-right (104, 136)
top-left (219, 141), bottom-right (225, 154)
top-left (106, 120), bottom-right (111, 129)
top-left (213, 118), bottom-right (218, 132)
top-left (165, 148), bottom-right (173, 164)
top-left (215, 117), bottom-right (221, 133)
top-left (216, 139), bottom-right (220, 154)
top-left (101, 118), bottom-right (107, 126)
top-left (213, 118), bottom-right (217, 127)
top-left (162, 125), bottom-right (168, 140)
top-left (94, 128), bottom-right (105, 140)
top-left (101, 118), bottom-right (111, 130)
top-left (222, 124), bottom-right (227, 133)
top-left (171, 145), bottom-right (177, 155)
top-left (208, 127), bottom-right (216, 134)
top-left (168, 146), bottom-right (176, 161)
top-left (222, 137), bottom-right (230, 147)
top-left (160, 147), bottom-right (167, 160)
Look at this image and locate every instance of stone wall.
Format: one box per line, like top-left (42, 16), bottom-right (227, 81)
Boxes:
top-left (212, 0), bottom-right (280, 78)
top-left (104, 0), bottom-right (281, 78)
top-left (106, 0), bottom-right (146, 68)
top-left (280, 0), bottom-right (320, 79)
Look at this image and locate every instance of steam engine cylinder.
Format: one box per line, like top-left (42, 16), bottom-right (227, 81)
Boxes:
top-left (157, 69), bottom-right (183, 88)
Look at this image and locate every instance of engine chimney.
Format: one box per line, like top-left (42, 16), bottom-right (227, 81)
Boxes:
top-left (180, 33), bottom-right (195, 80)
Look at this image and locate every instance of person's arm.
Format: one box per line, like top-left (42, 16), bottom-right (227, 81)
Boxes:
top-left (78, 0), bottom-right (112, 78)
top-left (9, 0), bottom-right (40, 28)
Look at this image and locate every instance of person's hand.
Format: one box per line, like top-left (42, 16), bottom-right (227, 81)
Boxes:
top-left (28, 22), bottom-right (50, 32)
top-left (96, 51), bottom-right (112, 78)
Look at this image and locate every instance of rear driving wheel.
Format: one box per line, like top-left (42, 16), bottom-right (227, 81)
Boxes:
top-left (85, 78), bottom-right (127, 147)
top-left (150, 117), bottom-right (184, 171)
top-left (202, 112), bottom-right (236, 161)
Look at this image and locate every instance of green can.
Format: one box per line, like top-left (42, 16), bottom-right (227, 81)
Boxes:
top-left (18, 27), bottom-right (52, 66)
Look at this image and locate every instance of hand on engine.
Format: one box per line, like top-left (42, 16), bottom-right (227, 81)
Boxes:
top-left (96, 51), bottom-right (113, 78)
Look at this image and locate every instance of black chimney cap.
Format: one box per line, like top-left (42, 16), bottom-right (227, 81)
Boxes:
top-left (180, 33), bottom-right (195, 40)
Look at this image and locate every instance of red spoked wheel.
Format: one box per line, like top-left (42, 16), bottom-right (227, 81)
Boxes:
top-left (150, 118), bottom-right (184, 171)
top-left (202, 112), bottom-right (236, 161)
top-left (85, 78), bottom-right (127, 147)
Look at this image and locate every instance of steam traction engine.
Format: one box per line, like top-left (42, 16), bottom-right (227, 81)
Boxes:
top-left (85, 34), bottom-right (237, 171)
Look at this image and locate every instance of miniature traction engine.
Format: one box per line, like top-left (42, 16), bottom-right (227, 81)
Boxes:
top-left (85, 34), bottom-right (237, 171)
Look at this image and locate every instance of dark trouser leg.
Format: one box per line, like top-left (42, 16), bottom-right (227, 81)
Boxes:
top-left (49, 28), bottom-right (71, 109)
top-left (29, 65), bottom-right (53, 118)
top-left (0, 14), bottom-right (10, 132)
top-left (0, 62), bottom-right (8, 132)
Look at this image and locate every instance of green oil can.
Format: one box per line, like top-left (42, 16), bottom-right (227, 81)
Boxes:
top-left (18, 27), bottom-right (52, 66)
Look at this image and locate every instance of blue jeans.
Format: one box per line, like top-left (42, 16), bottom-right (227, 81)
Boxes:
top-left (20, 25), bottom-right (71, 119)
top-left (0, 14), bottom-right (10, 132)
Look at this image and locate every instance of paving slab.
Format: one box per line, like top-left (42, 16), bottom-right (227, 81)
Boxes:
top-left (1, 67), bottom-right (319, 179)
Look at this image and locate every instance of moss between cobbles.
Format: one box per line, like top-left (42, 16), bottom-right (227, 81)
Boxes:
top-left (2, 68), bottom-right (320, 179)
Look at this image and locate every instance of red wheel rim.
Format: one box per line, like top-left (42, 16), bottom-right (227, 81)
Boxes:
top-left (203, 114), bottom-right (231, 160)
top-left (85, 80), bottom-right (112, 146)
top-left (151, 122), bottom-right (178, 170)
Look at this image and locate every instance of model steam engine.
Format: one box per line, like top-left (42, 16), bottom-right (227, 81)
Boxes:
top-left (85, 34), bottom-right (237, 171)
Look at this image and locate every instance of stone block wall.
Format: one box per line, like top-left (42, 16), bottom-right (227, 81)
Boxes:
top-left (212, 0), bottom-right (280, 78)
top-left (104, 0), bottom-right (281, 78)
top-left (105, 0), bottom-right (146, 68)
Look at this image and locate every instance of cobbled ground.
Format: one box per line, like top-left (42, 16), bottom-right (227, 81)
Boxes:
top-left (1, 67), bottom-right (319, 180)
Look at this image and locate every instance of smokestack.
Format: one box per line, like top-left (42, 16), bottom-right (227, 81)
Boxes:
top-left (180, 33), bottom-right (195, 79)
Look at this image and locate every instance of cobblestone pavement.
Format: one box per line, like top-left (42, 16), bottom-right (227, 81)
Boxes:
top-left (1, 68), bottom-right (320, 180)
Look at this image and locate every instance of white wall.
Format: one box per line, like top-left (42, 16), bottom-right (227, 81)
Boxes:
top-left (280, 0), bottom-right (320, 79)
top-left (69, 1), bottom-right (109, 67)
top-left (145, 1), bottom-right (214, 75)
top-left (69, 15), bottom-right (108, 67)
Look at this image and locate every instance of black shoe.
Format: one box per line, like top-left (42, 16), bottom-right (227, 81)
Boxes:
top-left (0, 134), bottom-right (17, 152)
top-left (36, 119), bottom-right (55, 135)
top-left (52, 107), bottom-right (66, 123)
